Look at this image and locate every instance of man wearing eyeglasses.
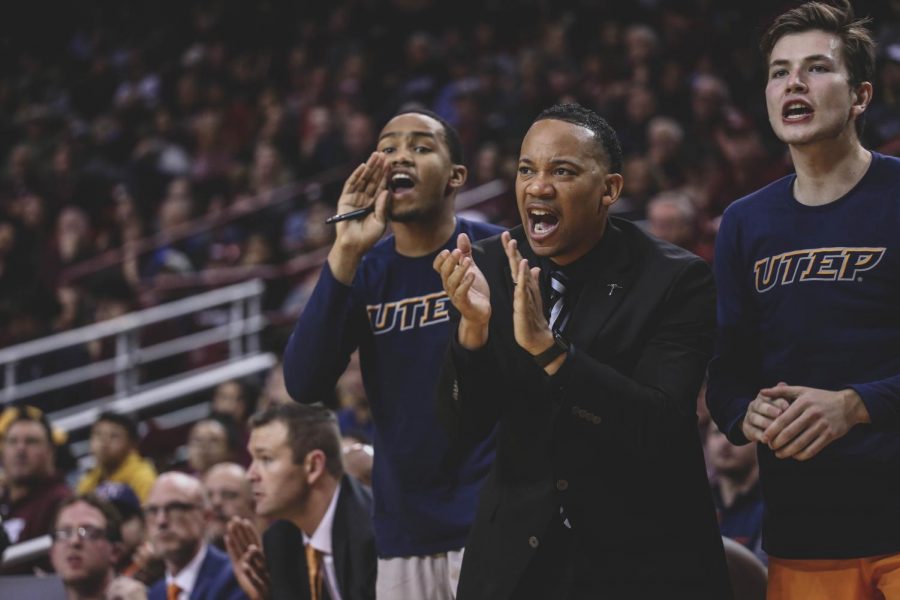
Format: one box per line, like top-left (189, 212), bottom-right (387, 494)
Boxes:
top-left (49, 493), bottom-right (145, 600)
top-left (145, 472), bottom-right (247, 600)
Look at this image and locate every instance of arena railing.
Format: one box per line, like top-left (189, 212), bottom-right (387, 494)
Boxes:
top-left (1, 279), bottom-right (267, 411)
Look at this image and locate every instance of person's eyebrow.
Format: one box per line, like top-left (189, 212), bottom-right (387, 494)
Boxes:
top-left (518, 156), bottom-right (584, 167)
top-left (769, 54), bottom-right (836, 68)
top-left (378, 131), bottom-right (439, 142)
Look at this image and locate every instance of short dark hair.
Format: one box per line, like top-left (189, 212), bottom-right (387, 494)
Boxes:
top-left (393, 108), bottom-right (464, 165)
top-left (760, 1), bottom-right (873, 134)
top-left (249, 403), bottom-right (343, 478)
top-left (534, 103), bottom-right (623, 174)
top-left (54, 494), bottom-right (123, 543)
top-left (94, 411), bottom-right (139, 443)
top-left (6, 406), bottom-right (53, 447)
top-left (212, 378), bottom-right (259, 421)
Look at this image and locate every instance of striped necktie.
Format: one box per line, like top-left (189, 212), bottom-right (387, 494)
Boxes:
top-left (550, 269), bottom-right (573, 529)
top-left (305, 543), bottom-right (324, 600)
top-left (549, 270), bottom-right (570, 332)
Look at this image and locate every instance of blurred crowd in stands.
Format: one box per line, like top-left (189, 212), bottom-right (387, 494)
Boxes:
top-left (1, 0), bottom-right (900, 593)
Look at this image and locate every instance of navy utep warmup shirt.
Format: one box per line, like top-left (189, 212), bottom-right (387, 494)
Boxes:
top-left (284, 218), bottom-right (501, 557)
top-left (708, 151), bottom-right (900, 559)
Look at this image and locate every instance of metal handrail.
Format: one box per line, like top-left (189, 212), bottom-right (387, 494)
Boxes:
top-left (0, 280), bottom-right (263, 364)
top-left (1, 279), bottom-right (265, 405)
top-left (48, 352), bottom-right (277, 433)
top-left (5, 315), bottom-right (266, 403)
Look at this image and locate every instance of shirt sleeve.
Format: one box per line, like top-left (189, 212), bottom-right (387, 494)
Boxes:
top-left (706, 209), bottom-right (761, 445)
top-left (850, 378), bottom-right (900, 430)
top-left (283, 262), bottom-right (367, 404)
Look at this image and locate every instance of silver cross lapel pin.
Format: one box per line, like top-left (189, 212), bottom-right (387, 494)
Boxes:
top-left (607, 283), bottom-right (623, 296)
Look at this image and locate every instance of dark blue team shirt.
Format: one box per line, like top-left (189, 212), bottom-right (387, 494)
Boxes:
top-left (708, 152), bottom-right (900, 558)
top-left (284, 218), bottom-right (502, 557)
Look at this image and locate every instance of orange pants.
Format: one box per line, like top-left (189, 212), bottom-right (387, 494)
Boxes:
top-left (768, 554), bottom-right (900, 600)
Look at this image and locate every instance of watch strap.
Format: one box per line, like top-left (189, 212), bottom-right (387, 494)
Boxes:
top-left (533, 332), bottom-right (569, 368)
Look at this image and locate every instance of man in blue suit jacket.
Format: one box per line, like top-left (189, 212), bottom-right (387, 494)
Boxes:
top-left (146, 472), bottom-right (247, 600)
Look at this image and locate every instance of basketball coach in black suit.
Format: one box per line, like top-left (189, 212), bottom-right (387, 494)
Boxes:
top-left (434, 104), bottom-right (731, 599)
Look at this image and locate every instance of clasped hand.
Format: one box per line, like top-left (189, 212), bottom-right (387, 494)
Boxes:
top-left (741, 383), bottom-right (870, 461)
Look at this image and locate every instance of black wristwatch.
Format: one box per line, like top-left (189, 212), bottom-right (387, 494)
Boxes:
top-left (532, 330), bottom-right (570, 368)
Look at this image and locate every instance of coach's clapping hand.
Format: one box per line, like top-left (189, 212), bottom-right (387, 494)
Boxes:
top-left (434, 233), bottom-right (491, 350)
top-left (226, 517), bottom-right (270, 600)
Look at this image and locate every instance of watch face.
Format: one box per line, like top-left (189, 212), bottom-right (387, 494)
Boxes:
top-left (553, 331), bottom-right (569, 350)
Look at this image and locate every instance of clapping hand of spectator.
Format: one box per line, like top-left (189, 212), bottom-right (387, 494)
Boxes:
top-left (105, 575), bottom-right (148, 600)
top-left (225, 516), bottom-right (270, 600)
top-left (123, 541), bottom-right (165, 586)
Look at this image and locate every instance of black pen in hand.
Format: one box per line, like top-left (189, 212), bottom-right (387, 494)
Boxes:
top-left (325, 205), bottom-right (375, 224)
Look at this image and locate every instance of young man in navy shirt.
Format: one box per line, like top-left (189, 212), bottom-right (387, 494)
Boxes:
top-left (707, 2), bottom-right (900, 597)
top-left (283, 109), bottom-right (500, 598)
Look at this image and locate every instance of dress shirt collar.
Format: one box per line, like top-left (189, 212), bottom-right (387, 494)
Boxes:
top-left (303, 480), bottom-right (342, 556)
top-left (166, 541), bottom-right (208, 599)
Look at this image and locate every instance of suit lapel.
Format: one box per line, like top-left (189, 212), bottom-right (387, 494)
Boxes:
top-left (331, 477), bottom-right (350, 598)
top-left (189, 548), bottom-right (214, 600)
top-left (513, 222), bottom-right (635, 350)
top-left (564, 222), bottom-right (635, 350)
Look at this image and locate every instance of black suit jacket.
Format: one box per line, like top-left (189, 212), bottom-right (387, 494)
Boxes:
top-left (441, 219), bottom-right (731, 599)
top-left (264, 475), bottom-right (375, 600)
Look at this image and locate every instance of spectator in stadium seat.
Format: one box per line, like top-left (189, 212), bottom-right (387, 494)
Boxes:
top-left (202, 462), bottom-right (257, 550)
top-left (226, 403), bottom-right (375, 600)
top-left (706, 424), bottom-right (765, 564)
top-left (77, 412), bottom-right (157, 501)
top-left (211, 380), bottom-right (258, 428)
top-left (94, 481), bottom-right (158, 580)
top-left (186, 413), bottom-right (240, 475)
top-left (0, 408), bottom-right (71, 574)
top-left (646, 191), bottom-right (714, 262)
top-left (283, 109), bottom-right (501, 598)
top-left (145, 472), bottom-right (247, 600)
top-left (50, 493), bottom-right (146, 600)
top-left (210, 380), bottom-right (257, 466)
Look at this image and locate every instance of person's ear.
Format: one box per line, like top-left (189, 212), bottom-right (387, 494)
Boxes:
top-left (850, 81), bottom-right (873, 119)
top-left (446, 165), bottom-right (468, 194)
top-left (304, 449), bottom-right (327, 484)
top-left (601, 173), bottom-right (624, 208)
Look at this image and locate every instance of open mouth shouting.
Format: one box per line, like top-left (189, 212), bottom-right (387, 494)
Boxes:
top-left (782, 100), bottom-right (813, 123)
top-left (527, 205), bottom-right (560, 242)
top-left (388, 172), bottom-right (416, 196)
